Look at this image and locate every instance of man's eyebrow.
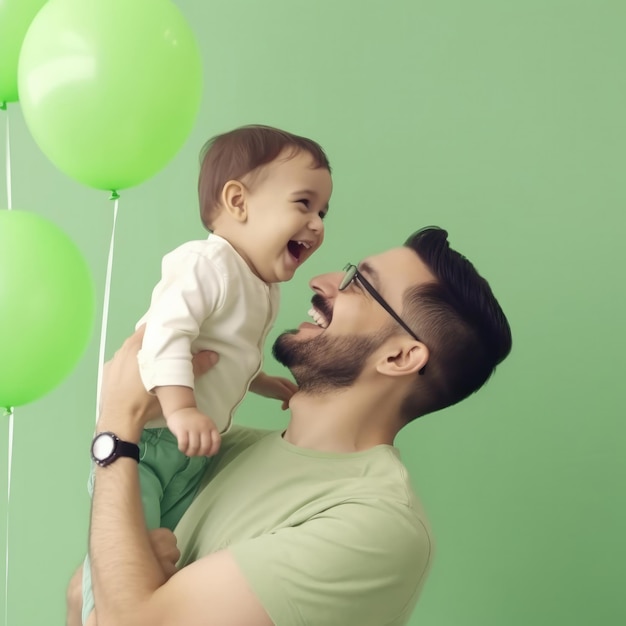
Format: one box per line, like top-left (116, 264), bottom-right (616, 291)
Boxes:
top-left (358, 261), bottom-right (380, 288)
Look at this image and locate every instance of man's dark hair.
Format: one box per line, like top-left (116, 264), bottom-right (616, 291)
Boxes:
top-left (400, 226), bottom-right (512, 421)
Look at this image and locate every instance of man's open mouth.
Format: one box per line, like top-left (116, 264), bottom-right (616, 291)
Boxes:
top-left (308, 294), bottom-right (332, 329)
top-left (307, 306), bottom-right (329, 328)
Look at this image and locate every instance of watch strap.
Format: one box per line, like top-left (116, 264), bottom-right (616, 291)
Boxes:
top-left (116, 439), bottom-right (141, 463)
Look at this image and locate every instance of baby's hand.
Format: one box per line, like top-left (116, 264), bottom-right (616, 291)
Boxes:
top-left (250, 372), bottom-right (298, 410)
top-left (166, 407), bottom-right (221, 457)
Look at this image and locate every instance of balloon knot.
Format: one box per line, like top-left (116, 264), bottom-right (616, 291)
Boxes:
top-left (109, 190), bottom-right (120, 200)
top-left (0, 102), bottom-right (6, 111)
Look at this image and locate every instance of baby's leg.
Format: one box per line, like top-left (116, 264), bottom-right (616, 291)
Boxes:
top-left (80, 556), bottom-right (94, 626)
top-left (160, 444), bottom-right (210, 530)
top-left (66, 565), bottom-right (83, 626)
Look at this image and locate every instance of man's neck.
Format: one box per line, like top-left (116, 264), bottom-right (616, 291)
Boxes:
top-left (283, 387), bottom-right (400, 453)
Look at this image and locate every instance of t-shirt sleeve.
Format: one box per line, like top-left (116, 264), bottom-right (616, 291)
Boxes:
top-left (137, 248), bottom-right (227, 392)
top-left (229, 500), bottom-right (433, 626)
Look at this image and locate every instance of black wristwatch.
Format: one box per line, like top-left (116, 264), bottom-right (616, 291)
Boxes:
top-left (91, 431), bottom-right (140, 467)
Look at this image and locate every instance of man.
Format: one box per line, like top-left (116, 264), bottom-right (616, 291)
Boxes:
top-left (69, 226), bottom-right (512, 626)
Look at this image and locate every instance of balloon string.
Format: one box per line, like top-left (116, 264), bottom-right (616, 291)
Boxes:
top-left (4, 406), bottom-right (14, 626)
top-left (95, 196), bottom-right (120, 421)
top-left (4, 107), bottom-right (12, 210)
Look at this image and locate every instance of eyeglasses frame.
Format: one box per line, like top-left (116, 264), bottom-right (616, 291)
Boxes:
top-left (339, 264), bottom-right (427, 376)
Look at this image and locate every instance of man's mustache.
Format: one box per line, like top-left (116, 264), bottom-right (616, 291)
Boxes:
top-left (311, 293), bottom-right (333, 323)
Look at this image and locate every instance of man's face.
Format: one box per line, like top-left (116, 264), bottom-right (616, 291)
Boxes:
top-left (273, 246), bottom-right (436, 391)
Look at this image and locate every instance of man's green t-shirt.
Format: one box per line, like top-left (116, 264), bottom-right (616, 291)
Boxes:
top-left (175, 426), bottom-right (434, 625)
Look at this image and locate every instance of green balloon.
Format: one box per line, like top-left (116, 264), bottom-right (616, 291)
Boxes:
top-left (0, 210), bottom-right (95, 408)
top-left (17, 0), bottom-right (202, 191)
top-left (0, 0), bottom-right (47, 103)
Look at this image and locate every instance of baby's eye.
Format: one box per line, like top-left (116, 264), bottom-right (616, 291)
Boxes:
top-left (297, 199), bottom-right (310, 208)
top-left (318, 210), bottom-right (327, 220)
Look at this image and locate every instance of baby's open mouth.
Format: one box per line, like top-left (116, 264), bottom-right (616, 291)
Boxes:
top-left (287, 240), bottom-right (311, 261)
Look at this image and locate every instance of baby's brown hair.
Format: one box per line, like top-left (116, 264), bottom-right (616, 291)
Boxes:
top-left (198, 125), bottom-right (331, 230)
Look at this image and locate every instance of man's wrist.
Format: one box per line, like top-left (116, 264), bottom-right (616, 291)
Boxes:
top-left (96, 415), bottom-right (143, 444)
top-left (91, 431), bottom-right (141, 467)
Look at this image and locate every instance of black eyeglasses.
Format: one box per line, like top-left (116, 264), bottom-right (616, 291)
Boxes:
top-left (339, 264), bottom-right (426, 374)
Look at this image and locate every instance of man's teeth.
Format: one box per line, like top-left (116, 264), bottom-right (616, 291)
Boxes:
top-left (307, 307), bottom-right (328, 328)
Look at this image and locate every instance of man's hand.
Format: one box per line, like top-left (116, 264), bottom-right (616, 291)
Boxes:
top-left (66, 529), bottom-right (180, 626)
top-left (250, 372), bottom-right (298, 410)
top-left (149, 528), bottom-right (180, 580)
top-left (98, 326), bottom-right (218, 436)
top-left (166, 407), bottom-right (221, 456)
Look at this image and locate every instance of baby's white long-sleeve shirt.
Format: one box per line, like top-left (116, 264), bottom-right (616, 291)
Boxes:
top-left (137, 234), bottom-right (280, 432)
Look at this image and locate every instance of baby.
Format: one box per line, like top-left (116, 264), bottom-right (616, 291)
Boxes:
top-left (137, 124), bottom-right (332, 459)
top-left (81, 124), bottom-right (332, 625)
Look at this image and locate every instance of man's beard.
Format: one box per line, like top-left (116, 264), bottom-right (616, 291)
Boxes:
top-left (272, 328), bottom-right (391, 394)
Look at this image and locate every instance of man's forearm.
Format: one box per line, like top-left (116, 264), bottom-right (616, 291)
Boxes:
top-left (84, 331), bottom-right (272, 626)
top-left (90, 420), bottom-right (164, 625)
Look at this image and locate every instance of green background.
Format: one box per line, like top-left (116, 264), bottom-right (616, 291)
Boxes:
top-left (1, 0), bottom-right (624, 624)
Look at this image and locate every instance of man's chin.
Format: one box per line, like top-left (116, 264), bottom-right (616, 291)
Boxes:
top-left (273, 330), bottom-right (379, 394)
top-left (272, 330), bottom-right (297, 367)
top-left (273, 327), bottom-right (317, 366)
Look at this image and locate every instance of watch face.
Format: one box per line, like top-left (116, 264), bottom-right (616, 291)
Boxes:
top-left (93, 433), bottom-right (115, 460)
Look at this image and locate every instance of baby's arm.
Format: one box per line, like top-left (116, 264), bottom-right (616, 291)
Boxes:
top-left (155, 385), bottom-right (221, 456)
top-left (139, 246), bottom-right (227, 456)
top-left (249, 371), bottom-right (298, 410)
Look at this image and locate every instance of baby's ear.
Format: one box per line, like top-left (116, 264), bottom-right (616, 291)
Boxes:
top-left (221, 180), bottom-right (247, 222)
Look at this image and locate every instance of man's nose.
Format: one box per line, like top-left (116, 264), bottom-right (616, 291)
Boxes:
top-left (309, 271), bottom-right (343, 296)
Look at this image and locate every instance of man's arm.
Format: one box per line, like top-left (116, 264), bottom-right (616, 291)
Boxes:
top-left (89, 330), bottom-right (273, 626)
top-left (66, 529), bottom-right (180, 626)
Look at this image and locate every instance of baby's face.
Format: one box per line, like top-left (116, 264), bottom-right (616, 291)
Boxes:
top-left (239, 150), bottom-right (333, 283)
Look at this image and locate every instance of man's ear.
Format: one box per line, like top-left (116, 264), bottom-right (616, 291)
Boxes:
top-left (220, 180), bottom-right (248, 222)
top-left (375, 341), bottom-right (429, 378)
